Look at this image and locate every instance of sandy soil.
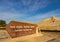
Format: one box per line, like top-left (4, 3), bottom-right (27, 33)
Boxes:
top-left (0, 32), bottom-right (55, 42)
top-left (0, 30), bottom-right (60, 42)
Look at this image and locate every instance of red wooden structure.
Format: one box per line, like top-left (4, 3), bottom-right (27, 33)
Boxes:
top-left (6, 21), bottom-right (37, 38)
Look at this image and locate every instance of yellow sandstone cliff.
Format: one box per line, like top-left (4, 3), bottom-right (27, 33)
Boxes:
top-left (38, 16), bottom-right (60, 30)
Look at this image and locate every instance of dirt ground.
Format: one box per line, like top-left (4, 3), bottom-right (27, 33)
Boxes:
top-left (0, 30), bottom-right (60, 42)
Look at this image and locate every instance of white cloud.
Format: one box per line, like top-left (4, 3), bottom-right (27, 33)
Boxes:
top-left (21, 0), bottom-right (50, 12)
top-left (26, 9), bottom-right (60, 21)
top-left (0, 12), bottom-right (25, 20)
top-left (0, 0), bottom-right (51, 13)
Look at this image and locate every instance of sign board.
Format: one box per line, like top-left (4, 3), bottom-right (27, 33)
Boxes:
top-left (6, 21), bottom-right (37, 38)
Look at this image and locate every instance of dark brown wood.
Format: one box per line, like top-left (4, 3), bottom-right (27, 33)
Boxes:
top-left (6, 21), bottom-right (37, 38)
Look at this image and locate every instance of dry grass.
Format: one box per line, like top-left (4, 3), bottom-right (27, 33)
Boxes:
top-left (0, 30), bottom-right (10, 39)
top-left (0, 30), bottom-right (7, 32)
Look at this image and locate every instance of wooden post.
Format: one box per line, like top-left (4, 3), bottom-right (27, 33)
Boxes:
top-left (36, 27), bottom-right (38, 34)
top-left (36, 26), bottom-right (43, 36)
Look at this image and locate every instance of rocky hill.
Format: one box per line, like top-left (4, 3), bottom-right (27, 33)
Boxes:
top-left (38, 16), bottom-right (60, 30)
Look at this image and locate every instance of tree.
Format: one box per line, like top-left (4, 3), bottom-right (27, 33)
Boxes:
top-left (0, 20), bottom-right (6, 27)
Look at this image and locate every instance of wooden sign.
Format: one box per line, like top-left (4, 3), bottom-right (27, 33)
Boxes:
top-left (6, 21), bottom-right (37, 38)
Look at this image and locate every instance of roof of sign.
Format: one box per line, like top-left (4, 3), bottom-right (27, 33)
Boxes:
top-left (6, 21), bottom-right (38, 26)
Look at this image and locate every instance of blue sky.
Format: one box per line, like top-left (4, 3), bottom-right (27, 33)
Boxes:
top-left (0, 0), bottom-right (60, 23)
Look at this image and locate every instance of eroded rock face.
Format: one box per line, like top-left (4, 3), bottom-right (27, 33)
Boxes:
top-left (38, 16), bottom-right (60, 30)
